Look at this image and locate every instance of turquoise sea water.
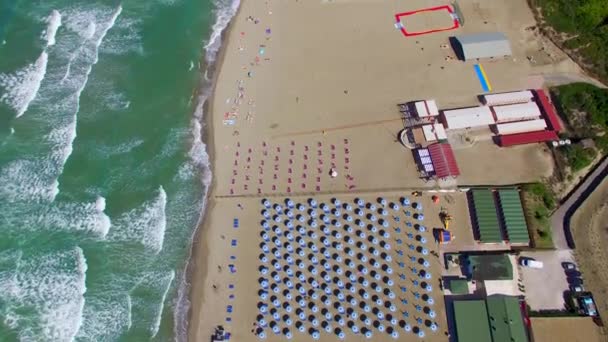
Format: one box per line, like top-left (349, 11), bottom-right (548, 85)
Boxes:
top-left (0, 0), bottom-right (238, 340)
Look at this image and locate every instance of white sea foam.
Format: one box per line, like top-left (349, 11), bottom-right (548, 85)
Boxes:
top-left (108, 187), bottom-right (167, 253)
top-left (0, 160), bottom-right (60, 202)
top-left (1, 5), bottom-right (123, 204)
top-left (0, 51), bottom-right (48, 118)
top-left (42, 10), bottom-right (62, 47)
top-left (0, 248), bottom-right (87, 342)
top-left (174, 1), bottom-right (239, 340)
top-left (39, 197), bottom-right (111, 238)
top-left (204, 0), bottom-right (241, 64)
top-left (73, 293), bottom-right (132, 341)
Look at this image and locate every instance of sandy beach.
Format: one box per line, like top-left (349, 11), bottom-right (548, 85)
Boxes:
top-left (188, 0), bottom-right (587, 340)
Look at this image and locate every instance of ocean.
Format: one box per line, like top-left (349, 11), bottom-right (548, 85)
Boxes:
top-left (0, 0), bottom-right (239, 340)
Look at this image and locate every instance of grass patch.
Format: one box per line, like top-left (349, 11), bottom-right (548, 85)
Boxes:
top-left (522, 183), bottom-right (555, 248)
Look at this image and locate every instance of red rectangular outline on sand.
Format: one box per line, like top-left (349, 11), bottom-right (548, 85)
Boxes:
top-left (395, 5), bottom-right (459, 37)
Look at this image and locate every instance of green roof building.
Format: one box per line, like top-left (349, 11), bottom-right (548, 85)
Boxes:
top-left (470, 189), bottom-right (502, 243)
top-left (453, 296), bottom-right (528, 342)
top-left (486, 296), bottom-right (528, 342)
top-left (497, 189), bottom-right (530, 245)
top-left (453, 300), bottom-right (493, 342)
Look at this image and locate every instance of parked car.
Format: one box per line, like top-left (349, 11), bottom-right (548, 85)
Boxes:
top-left (519, 257), bottom-right (544, 269)
top-left (566, 270), bottom-right (582, 278)
top-left (579, 295), bottom-right (598, 317)
top-left (568, 277), bottom-right (584, 286)
top-left (562, 262), bottom-right (576, 270)
top-left (570, 285), bottom-right (584, 293)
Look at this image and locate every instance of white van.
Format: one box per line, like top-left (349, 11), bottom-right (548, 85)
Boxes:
top-left (520, 258), bottom-right (544, 269)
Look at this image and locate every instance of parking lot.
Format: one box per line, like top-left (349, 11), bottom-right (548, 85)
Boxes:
top-left (519, 250), bottom-right (578, 310)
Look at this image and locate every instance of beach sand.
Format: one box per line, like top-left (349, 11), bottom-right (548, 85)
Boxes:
top-left (189, 0), bottom-right (585, 340)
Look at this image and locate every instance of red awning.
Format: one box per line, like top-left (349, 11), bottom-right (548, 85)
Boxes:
top-left (535, 89), bottom-right (562, 132)
top-left (499, 130), bottom-right (558, 147)
top-left (428, 143), bottom-right (460, 178)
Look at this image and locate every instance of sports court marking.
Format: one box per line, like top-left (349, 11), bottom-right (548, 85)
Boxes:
top-left (394, 5), bottom-right (460, 37)
top-left (473, 64), bottom-right (492, 92)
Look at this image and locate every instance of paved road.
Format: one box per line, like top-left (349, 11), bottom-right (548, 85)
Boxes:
top-left (551, 157), bottom-right (608, 249)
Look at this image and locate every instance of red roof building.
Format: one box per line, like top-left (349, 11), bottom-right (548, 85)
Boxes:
top-left (534, 89), bottom-right (562, 132)
top-left (499, 130), bottom-right (558, 147)
top-left (428, 143), bottom-right (460, 178)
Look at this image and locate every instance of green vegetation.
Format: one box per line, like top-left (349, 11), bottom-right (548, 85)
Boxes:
top-left (562, 145), bottom-right (596, 171)
top-left (551, 83), bottom-right (608, 173)
top-left (532, 0), bottom-right (608, 81)
top-left (522, 183), bottom-right (555, 248)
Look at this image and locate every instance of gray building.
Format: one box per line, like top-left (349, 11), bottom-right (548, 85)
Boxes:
top-left (453, 32), bottom-right (512, 60)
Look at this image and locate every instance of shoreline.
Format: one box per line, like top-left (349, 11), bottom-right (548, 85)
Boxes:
top-left (184, 1), bottom-right (243, 340)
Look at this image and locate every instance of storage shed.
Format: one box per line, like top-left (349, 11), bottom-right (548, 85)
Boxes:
top-left (483, 90), bottom-right (534, 106)
top-left (454, 32), bottom-right (512, 60)
top-left (442, 106), bottom-right (495, 130)
top-left (495, 119), bottom-right (547, 135)
top-left (497, 189), bottom-right (530, 245)
top-left (470, 189), bottom-right (502, 243)
top-left (492, 102), bottom-right (541, 123)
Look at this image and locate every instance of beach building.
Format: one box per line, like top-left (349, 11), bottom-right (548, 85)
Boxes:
top-left (495, 119), bottom-right (547, 135)
top-left (469, 189), bottom-right (503, 243)
top-left (453, 32), bottom-right (512, 60)
top-left (498, 130), bottom-right (558, 147)
top-left (491, 102), bottom-right (542, 123)
top-left (441, 106), bottom-right (495, 130)
top-left (533, 89), bottom-right (562, 132)
top-left (414, 100), bottom-right (440, 119)
top-left (483, 91), bottom-right (534, 106)
top-left (453, 300), bottom-right (493, 342)
top-left (421, 123), bottom-right (448, 142)
top-left (428, 143), bottom-right (460, 179)
top-left (453, 296), bottom-right (528, 342)
top-left (496, 189), bottom-right (530, 246)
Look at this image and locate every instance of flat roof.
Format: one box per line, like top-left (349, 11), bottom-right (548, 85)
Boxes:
top-left (449, 279), bottom-right (469, 295)
top-left (443, 106), bottom-right (495, 130)
top-left (483, 91), bottom-right (534, 106)
top-left (422, 125), bottom-right (438, 142)
top-left (453, 300), bottom-right (493, 342)
top-left (415, 100), bottom-right (439, 118)
top-left (434, 123), bottom-right (447, 140)
top-left (492, 102), bottom-right (541, 123)
top-left (455, 32), bottom-right (512, 60)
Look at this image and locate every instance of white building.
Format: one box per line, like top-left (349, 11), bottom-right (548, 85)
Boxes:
top-left (482, 90), bottom-right (534, 106)
top-left (495, 119), bottom-right (547, 135)
top-left (442, 106), bottom-right (495, 130)
top-left (492, 102), bottom-right (541, 123)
